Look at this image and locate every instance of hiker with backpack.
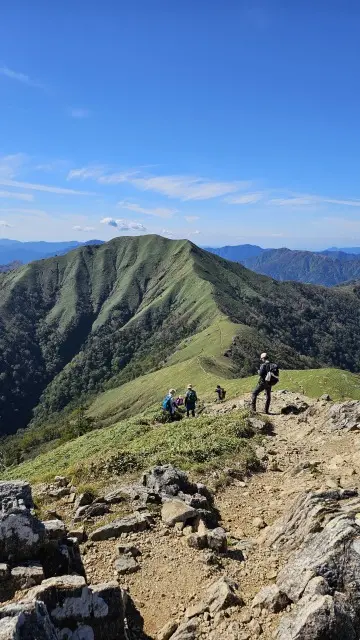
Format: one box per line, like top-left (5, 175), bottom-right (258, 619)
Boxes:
top-left (185, 384), bottom-right (197, 418)
top-left (251, 352), bottom-right (279, 414)
top-left (162, 388), bottom-right (177, 420)
top-left (215, 384), bottom-right (226, 402)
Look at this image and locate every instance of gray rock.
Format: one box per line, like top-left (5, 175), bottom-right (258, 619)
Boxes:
top-left (157, 620), bottom-right (178, 640)
top-left (43, 519), bottom-right (67, 541)
top-left (114, 555), bottom-right (140, 575)
top-left (48, 486), bottom-right (71, 499)
top-left (0, 482), bottom-right (33, 512)
top-left (74, 491), bottom-right (94, 510)
top-left (142, 465), bottom-right (198, 498)
top-left (161, 500), bottom-right (197, 527)
top-left (67, 527), bottom-right (86, 543)
top-left (206, 527), bottom-right (227, 553)
top-left (0, 600), bottom-right (58, 640)
top-left (170, 618), bottom-right (199, 640)
top-left (54, 476), bottom-right (69, 488)
top-left (327, 401), bottom-right (360, 432)
top-left (74, 502), bottom-right (109, 522)
top-left (252, 584), bottom-right (289, 613)
top-left (118, 545), bottom-right (142, 558)
top-left (187, 533), bottom-right (208, 550)
top-left (11, 562), bottom-right (44, 590)
top-left (89, 511), bottom-right (153, 541)
top-left (203, 576), bottom-right (242, 614)
top-left (0, 509), bottom-right (46, 562)
top-left (320, 394), bottom-right (332, 401)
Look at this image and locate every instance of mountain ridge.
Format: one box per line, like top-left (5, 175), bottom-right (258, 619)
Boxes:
top-left (1, 234), bottom-right (360, 436)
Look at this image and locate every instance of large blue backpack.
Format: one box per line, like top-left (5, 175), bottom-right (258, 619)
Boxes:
top-left (162, 394), bottom-right (172, 411)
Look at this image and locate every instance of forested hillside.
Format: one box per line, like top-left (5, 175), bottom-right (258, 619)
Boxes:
top-left (1, 234), bottom-right (360, 436)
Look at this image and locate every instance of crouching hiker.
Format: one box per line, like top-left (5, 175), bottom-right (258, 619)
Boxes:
top-left (185, 384), bottom-right (197, 418)
top-left (251, 352), bottom-right (279, 414)
top-left (162, 388), bottom-right (177, 420)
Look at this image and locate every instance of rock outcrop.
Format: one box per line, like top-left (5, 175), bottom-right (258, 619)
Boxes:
top-left (261, 488), bottom-right (360, 638)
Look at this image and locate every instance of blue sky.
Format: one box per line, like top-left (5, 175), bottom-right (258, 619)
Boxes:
top-left (1, 1), bottom-right (360, 248)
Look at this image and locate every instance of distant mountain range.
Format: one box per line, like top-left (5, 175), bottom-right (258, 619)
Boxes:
top-left (205, 244), bottom-right (360, 286)
top-left (0, 239), bottom-right (104, 266)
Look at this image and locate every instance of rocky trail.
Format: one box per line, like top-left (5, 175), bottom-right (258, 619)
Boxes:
top-left (2, 390), bottom-right (360, 639)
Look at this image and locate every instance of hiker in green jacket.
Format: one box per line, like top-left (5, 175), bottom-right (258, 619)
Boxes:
top-left (185, 384), bottom-right (197, 418)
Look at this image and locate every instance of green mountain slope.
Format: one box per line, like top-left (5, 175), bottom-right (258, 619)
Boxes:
top-left (1, 234), bottom-right (360, 436)
top-left (243, 248), bottom-right (360, 286)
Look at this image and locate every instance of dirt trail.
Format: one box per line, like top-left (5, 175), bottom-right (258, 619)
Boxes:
top-left (34, 391), bottom-right (360, 639)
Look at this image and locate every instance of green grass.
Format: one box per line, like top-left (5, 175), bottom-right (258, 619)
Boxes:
top-left (1, 410), bottom-right (258, 484)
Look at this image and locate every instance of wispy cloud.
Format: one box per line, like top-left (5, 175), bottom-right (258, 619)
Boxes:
top-left (68, 108), bottom-right (91, 119)
top-left (100, 217), bottom-right (146, 231)
top-left (73, 225), bottom-right (96, 232)
top-left (189, 230), bottom-right (201, 235)
top-left (184, 216), bottom-right (200, 222)
top-left (161, 229), bottom-right (174, 237)
top-left (0, 66), bottom-right (45, 90)
top-left (269, 195), bottom-right (360, 207)
top-left (225, 193), bottom-right (264, 205)
top-left (118, 200), bottom-right (176, 218)
top-left (0, 220), bottom-right (12, 228)
top-left (0, 153), bottom-right (28, 179)
top-left (68, 166), bottom-right (248, 201)
top-left (0, 178), bottom-right (96, 196)
top-left (0, 190), bottom-right (33, 202)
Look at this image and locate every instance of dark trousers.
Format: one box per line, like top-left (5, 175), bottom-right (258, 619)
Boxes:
top-left (186, 406), bottom-right (195, 417)
top-left (252, 381), bottom-right (271, 413)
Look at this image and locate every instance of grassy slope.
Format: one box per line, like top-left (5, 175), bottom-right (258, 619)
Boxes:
top-left (3, 367), bottom-right (359, 485)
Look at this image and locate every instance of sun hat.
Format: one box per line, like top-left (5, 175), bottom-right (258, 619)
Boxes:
top-left (187, 384), bottom-right (192, 389)
top-left (260, 352), bottom-right (268, 359)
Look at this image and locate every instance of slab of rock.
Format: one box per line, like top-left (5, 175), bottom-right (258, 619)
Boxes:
top-left (48, 487), bottom-right (71, 499)
top-left (161, 500), bottom-right (197, 527)
top-left (252, 585), bottom-right (289, 613)
top-left (74, 502), bottom-right (109, 522)
top-left (170, 618), bottom-right (199, 640)
top-left (114, 555), bottom-right (140, 575)
top-left (74, 491), bottom-right (94, 510)
top-left (67, 527), bottom-right (86, 543)
top-left (89, 511), bottom-right (153, 541)
top-left (11, 562), bottom-right (44, 590)
top-left (142, 465), bottom-right (198, 498)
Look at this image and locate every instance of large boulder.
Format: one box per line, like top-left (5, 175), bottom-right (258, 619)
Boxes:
top-left (161, 500), bottom-right (197, 527)
top-left (0, 482), bottom-right (33, 512)
top-left (264, 488), bottom-right (360, 638)
top-left (0, 600), bottom-right (58, 640)
top-left (0, 509), bottom-right (46, 563)
top-left (327, 401), bottom-right (360, 432)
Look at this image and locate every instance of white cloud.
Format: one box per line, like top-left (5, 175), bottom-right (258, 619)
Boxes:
top-left (184, 216), bottom-right (200, 222)
top-left (189, 230), bottom-right (201, 235)
top-left (68, 166), bottom-right (248, 201)
top-left (0, 154), bottom-right (28, 179)
top-left (100, 217), bottom-right (146, 231)
top-left (0, 190), bottom-right (33, 202)
top-left (68, 108), bottom-right (90, 119)
top-left (225, 193), bottom-right (264, 204)
top-left (0, 178), bottom-right (95, 196)
top-left (269, 195), bottom-right (360, 207)
top-left (118, 200), bottom-right (176, 218)
top-left (129, 175), bottom-right (246, 201)
top-left (73, 225), bottom-right (96, 232)
top-left (161, 229), bottom-right (174, 237)
top-left (0, 66), bottom-right (45, 90)
top-left (0, 220), bottom-right (12, 228)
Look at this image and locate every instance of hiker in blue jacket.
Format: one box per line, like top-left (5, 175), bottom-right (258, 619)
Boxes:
top-left (162, 388), bottom-right (177, 420)
top-left (185, 384), bottom-right (197, 418)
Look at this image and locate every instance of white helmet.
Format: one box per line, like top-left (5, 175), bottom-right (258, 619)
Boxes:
top-left (260, 352), bottom-right (268, 359)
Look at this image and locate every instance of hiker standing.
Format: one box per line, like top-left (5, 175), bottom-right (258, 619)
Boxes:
top-left (251, 352), bottom-right (279, 414)
top-left (215, 384), bottom-right (226, 402)
top-left (185, 384), bottom-right (197, 418)
top-left (162, 388), bottom-right (177, 420)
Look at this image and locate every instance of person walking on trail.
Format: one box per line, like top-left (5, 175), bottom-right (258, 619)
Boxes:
top-left (251, 352), bottom-right (279, 414)
top-left (162, 388), bottom-right (177, 420)
top-left (215, 384), bottom-right (226, 402)
top-left (185, 384), bottom-right (197, 418)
